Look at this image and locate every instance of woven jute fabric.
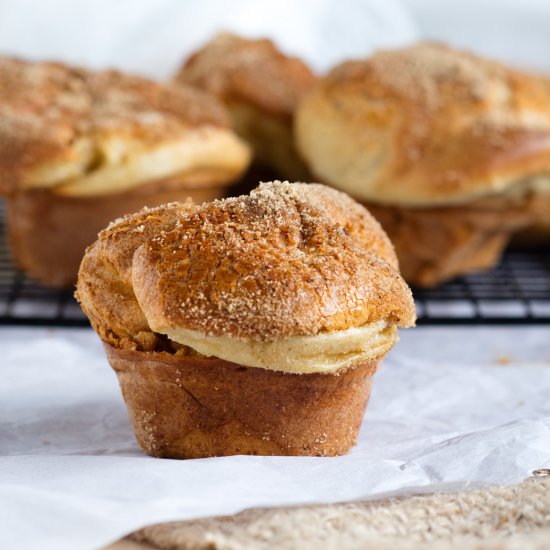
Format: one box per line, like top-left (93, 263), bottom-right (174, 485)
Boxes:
top-left (107, 475), bottom-right (550, 549)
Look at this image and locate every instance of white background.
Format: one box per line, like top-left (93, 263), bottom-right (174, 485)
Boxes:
top-left (0, 0), bottom-right (417, 76)
top-left (1, 0), bottom-right (550, 76)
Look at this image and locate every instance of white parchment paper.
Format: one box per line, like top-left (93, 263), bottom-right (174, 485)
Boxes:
top-left (1, 327), bottom-right (549, 550)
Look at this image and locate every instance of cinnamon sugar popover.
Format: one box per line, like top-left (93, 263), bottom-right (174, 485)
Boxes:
top-left (0, 57), bottom-right (251, 287)
top-left (175, 33), bottom-right (317, 181)
top-left (76, 181), bottom-right (415, 459)
top-left (295, 43), bottom-right (550, 287)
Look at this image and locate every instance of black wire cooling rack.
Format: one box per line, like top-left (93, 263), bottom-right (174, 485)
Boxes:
top-left (0, 200), bottom-right (549, 326)
top-left (413, 250), bottom-right (550, 324)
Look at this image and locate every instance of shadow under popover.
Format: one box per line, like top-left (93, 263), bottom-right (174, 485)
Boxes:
top-left (76, 181), bottom-right (415, 458)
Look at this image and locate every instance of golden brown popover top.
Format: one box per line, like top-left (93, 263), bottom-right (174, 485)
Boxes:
top-left (0, 56), bottom-right (249, 194)
top-left (296, 43), bottom-right (550, 206)
top-left (176, 33), bottom-right (317, 118)
top-left (77, 182), bottom-right (414, 350)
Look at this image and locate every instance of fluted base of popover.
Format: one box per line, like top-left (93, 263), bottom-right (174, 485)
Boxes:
top-left (366, 199), bottom-right (534, 287)
top-left (104, 344), bottom-right (381, 459)
top-left (6, 179), bottom-right (227, 289)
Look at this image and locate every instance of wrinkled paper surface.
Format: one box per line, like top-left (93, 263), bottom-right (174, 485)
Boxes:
top-left (1, 327), bottom-right (549, 550)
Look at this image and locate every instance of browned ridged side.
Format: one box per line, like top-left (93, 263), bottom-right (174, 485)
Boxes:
top-left (106, 344), bottom-right (380, 458)
top-left (367, 195), bottom-right (535, 287)
top-left (8, 179), bottom-right (213, 289)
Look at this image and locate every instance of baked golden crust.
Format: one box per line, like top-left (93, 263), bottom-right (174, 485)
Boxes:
top-left (176, 33), bottom-right (316, 180)
top-left (0, 56), bottom-right (250, 194)
top-left (176, 33), bottom-right (316, 117)
top-left (132, 182), bottom-right (415, 340)
top-left (106, 344), bottom-right (379, 458)
top-left (76, 181), bottom-right (415, 347)
top-left (296, 42), bottom-right (550, 206)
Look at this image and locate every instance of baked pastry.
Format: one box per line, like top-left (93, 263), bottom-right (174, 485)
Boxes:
top-left (76, 181), bottom-right (415, 458)
top-left (175, 33), bottom-right (317, 181)
top-left (0, 57), bottom-right (251, 287)
top-left (295, 43), bottom-right (550, 286)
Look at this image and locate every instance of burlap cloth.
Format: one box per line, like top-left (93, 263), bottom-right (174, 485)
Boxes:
top-left (107, 474), bottom-right (550, 549)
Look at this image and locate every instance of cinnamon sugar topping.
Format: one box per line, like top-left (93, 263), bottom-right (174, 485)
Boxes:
top-left (131, 182), bottom-right (415, 340)
top-left (78, 182), bottom-right (415, 347)
top-left (0, 57), bottom-right (229, 193)
top-left (297, 43), bottom-right (550, 206)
